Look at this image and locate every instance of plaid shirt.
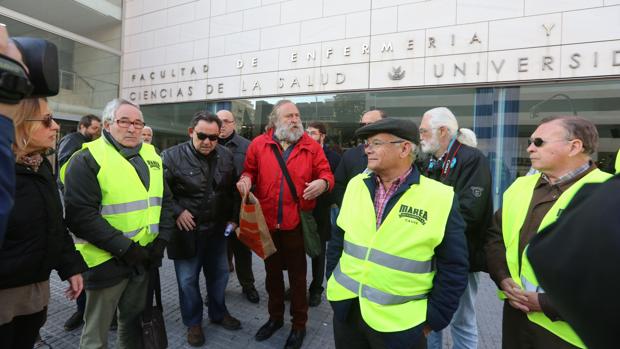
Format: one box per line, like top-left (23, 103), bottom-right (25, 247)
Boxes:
top-left (541, 161), bottom-right (591, 185)
top-left (374, 167), bottom-right (413, 229)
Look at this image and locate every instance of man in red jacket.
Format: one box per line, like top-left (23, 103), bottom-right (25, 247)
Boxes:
top-left (237, 100), bottom-right (334, 349)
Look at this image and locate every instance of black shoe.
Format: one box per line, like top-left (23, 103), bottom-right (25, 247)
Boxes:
top-left (243, 287), bottom-right (260, 304)
top-left (308, 292), bottom-right (322, 307)
top-left (284, 329), bottom-right (306, 349)
top-left (255, 319), bottom-right (284, 341)
top-left (63, 311), bottom-right (84, 331)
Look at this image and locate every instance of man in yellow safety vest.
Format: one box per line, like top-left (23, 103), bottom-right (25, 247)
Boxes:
top-left (63, 98), bottom-right (175, 349)
top-left (325, 118), bottom-right (469, 349)
top-left (485, 115), bottom-right (611, 349)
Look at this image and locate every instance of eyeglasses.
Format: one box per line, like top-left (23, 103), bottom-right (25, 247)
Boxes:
top-left (306, 130), bottom-right (321, 136)
top-left (25, 114), bottom-right (55, 128)
top-left (419, 127), bottom-right (436, 135)
top-left (115, 119), bottom-right (145, 129)
top-left (220, 119), bottom-right (235, 124)
top-left (527, 137), bottom-right (570, 147)
top-left (359, 122), bottom-right (371, 127)
top-left (196, 132), bottom-right (219, 141)
top-left (363, 139), bottom-right (405, 149)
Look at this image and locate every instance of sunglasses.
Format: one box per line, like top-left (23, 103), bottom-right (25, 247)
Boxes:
top-left (196, 132), bottom-right (219, 141)
top-left (25, 114), bottom-right (55, 128)
top-left (527, 137), bottom-right (570, 147)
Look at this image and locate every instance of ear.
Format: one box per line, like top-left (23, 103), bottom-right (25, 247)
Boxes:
top-left (188, 127), bottom-right (194, 138)
top-left (103, 121), bottom-right (111, 131)
top-left (568, 139), bottom-right (584, 157)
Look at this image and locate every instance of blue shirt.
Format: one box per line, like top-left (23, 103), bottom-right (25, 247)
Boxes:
top-left (0, 114), bottom-right (15, 246)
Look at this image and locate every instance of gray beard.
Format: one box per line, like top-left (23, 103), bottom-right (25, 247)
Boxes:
top-left (275, 123), bottom-right (303, 143)
top-left (420, 139), bottom-right (440, 155)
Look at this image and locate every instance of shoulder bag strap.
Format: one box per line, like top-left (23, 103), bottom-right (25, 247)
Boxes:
top-left (270, 144), bottom-right (299, 203)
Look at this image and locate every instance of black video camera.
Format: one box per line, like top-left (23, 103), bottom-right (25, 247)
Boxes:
top-left (0, 37), bottom-right (59, 104)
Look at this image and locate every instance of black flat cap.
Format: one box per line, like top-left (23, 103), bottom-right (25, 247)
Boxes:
top-left (355, 118), bottom-right (419, 145)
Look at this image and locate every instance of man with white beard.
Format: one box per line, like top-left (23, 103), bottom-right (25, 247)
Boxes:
top-left (236, 100), bottom-right (334, 349)
top-left (419, 107), bottom-right (493, 349)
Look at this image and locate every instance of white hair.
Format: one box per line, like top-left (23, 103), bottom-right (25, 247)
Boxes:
top-left (424, 107), bottom-right (459, 137)
top-left (102, 98), bottom-right (142, 125)
top-left (457, 128), bottom-right (478, 148)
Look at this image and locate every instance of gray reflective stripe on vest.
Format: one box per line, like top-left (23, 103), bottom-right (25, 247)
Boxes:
top-left (521, 276), bottom-right (545, 293)
top-left (72, 232), bottom-right (88, 244)
top-left (100, 197), bottom-right (162, 215)
top-left (149, 224), bottom-right (159, 234)
top-left (124, 227), bottom-right (144, 238)
top-left (344, 240), bottom-right (434, 274)
top-left (101, 199), bottom-right (148, 215)
top-left (333, 263), bottom-right (428, 305)
top-left (149, 197), bottom-right (162, 207)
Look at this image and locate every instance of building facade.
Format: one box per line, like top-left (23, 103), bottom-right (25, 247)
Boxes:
top-left (25, 0), bottom-right (620, 206)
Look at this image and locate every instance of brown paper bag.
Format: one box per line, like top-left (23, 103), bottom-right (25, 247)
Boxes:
top-left (237, 192), bottom-right (276, 259)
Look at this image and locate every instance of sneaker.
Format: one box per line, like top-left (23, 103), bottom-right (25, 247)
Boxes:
top-left (308, 292), bottom-right (322, 307)
top-left (211, 313), bottom-right (241, 330)
top-left (243, 287), bottom-right (260, 303)
top-left (187, 325), bottom-right (205, 347)
top-left (63, 311), bottom-right (84, 331)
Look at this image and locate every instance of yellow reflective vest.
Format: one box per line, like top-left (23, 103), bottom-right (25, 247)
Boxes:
top-left (615, 149), bottom-right (620, 174)
top-left (61, 137), bottom-right (163, 268)
top-left (326, 173), bottom-right (454, 332)
top-left (502, 168), bottom-right (611, 348)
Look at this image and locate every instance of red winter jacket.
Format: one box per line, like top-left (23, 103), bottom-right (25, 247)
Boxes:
top-left (242, 129), bottom-right (335, 231)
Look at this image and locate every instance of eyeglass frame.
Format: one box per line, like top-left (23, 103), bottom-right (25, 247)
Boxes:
top-left (527, 137), bottom-right (572, 147)
top-left (196, 132), bottom-right (219, 141)
top-left (114, 118), bottom-right (146, 129)
top-left (363, 138), bottom-right (406, 150)
top-left (25, 114), bottom-right (55, 128)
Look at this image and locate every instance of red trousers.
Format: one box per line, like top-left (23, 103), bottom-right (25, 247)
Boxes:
top-left (264, 226), bottom-right (308, 330)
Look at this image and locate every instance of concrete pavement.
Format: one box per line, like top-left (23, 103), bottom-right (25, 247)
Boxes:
top-left (41, 255), bottom-right (502, 348)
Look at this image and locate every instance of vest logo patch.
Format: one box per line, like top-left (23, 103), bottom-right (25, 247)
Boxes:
top-left (146, 160), bottom-right (161, 170)
top-left (398, 204), bottom-right (428, 225)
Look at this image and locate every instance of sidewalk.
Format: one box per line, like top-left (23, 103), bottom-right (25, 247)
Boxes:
top-left (42, 255), bottom-right (502, 348)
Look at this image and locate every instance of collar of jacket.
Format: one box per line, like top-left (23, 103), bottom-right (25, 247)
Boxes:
top-left (363, 165), bottom-right (421, 200)
top-left (102, 129), bottom-right (142, 159)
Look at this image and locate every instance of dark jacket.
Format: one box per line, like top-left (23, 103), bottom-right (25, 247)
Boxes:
top-left (420, 141), bottom-right (492, 272)
top-left (0, 115), bottom-right (14, 246)
top-left (314, 145), bottom-right (341, 240)
top-left (57, 131), bottom-right (90, 168)
top-left (161, 141), bottom-right (239, 259)
top-left (0, 158), bottom-right (87, 289)
top-left (333, 144), bottom-right (367, 207)
top-left (220, 131), bottom-right (250, 179)
top-left (64, 134), bottom-right (175, 289)
top-left (528, 175), bottom-right (620, 349)
top-left (326, 167), bottom-right (469, 346)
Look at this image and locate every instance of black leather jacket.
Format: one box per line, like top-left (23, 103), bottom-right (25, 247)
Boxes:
top-left (161, 141), bottom-right (239, 259)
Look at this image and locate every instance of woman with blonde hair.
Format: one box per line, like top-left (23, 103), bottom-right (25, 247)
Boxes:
top-left (0, 97), bottom-right (87, 348)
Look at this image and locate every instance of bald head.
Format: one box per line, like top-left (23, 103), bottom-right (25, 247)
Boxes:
top-left (217, 109), bottom-right (236, 138)
top-left (360, 110), bottom-right (386, 126)
top-left (141, 126), bottom-right (153, 144)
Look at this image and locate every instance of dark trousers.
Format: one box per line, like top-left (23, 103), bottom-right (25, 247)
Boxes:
top-left (228, 232), bottom-right (255, 290)
top-left (0, 308), bottom-right (47, 349)
top-left (309, 238), bottom-right (326, 294)
top-left (76, 291), bottom-right (86, 313)
top-left (502, 301), bottom-right (580, 349)
top-left (333, 301), bottom-right (426, 349)
top-left (264, 226), bottom-right (308, 330)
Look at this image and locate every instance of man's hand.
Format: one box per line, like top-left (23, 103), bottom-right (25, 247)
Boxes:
top-left (423, 324), bottom-right (432, 337)
top-left (500, 278), bottom-right (530, 312)
top-left (176, 209), bottom-right (196, 231)
top-left (303, 179), bottom-right (327, 200)
top-left (65, 274), bottom-right (83, 300)
top-left (236, 176), bottom-right (251, 197)
top-left (522, 291), bottom-right (542, 312)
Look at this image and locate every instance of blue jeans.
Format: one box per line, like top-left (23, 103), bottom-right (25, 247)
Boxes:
top-left (174, 231), bottom-right (229, 327)
top-left (427, 272), bottom-right (479, 349)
